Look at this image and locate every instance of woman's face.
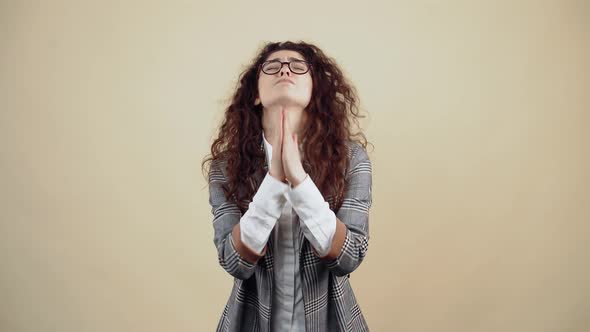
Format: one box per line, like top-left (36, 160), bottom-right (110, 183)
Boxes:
top-left (257, 50), bottom-right (313, 109)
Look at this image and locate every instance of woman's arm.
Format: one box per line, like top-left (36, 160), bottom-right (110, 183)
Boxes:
top-left (238, 172), bottom-right (290, 258)
top-left (208, 160), bottom-right (287, 280)
top-left (310, 143), bottom-right (372, 276)
top-left (287, 174), bottom-right (338, 257)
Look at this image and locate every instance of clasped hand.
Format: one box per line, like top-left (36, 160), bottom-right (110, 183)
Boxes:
top-left (268, 109), bottom-right (307, 187)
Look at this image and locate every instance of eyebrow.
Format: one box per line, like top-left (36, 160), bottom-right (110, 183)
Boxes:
top-left (268, 56), bottom-right (304, 62)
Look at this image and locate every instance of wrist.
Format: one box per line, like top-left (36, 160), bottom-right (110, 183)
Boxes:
top-left (253, 172), bottom-right (289, 215)
top-left (269, 170), bottom-right (287, 183)
top-left (289, 172), bottom-right (308, 188)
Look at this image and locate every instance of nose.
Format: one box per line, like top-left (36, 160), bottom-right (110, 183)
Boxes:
top-left (279, 63), bottom-right (292, 76)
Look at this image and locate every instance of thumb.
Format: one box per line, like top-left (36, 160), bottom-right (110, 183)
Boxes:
top-left (277, 110), bottom-right (284, 146)
top-left (281, 110), bottom-right (287, 141)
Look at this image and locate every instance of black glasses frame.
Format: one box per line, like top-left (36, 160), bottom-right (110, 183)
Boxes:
top-left (259, 60), bottom-right (312, 75)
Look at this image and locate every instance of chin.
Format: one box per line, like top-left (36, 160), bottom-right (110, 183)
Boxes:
top-left (272, 94), bottom-right (310, 106)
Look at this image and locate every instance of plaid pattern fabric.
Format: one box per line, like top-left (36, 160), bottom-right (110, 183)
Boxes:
top-left (209, 141), bottom-right (372, 331)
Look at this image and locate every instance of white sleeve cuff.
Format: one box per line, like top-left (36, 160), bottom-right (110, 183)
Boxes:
top-left (240, 172), bottom-right (290, 254)
top-left (286, 174), bottom-right (337, 257)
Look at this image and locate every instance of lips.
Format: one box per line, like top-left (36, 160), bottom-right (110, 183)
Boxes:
top-left (276, 79), bottom-right (294, 85)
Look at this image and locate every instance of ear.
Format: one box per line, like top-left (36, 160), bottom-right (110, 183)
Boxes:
top-left (254, 97), bottom-right (260, 105)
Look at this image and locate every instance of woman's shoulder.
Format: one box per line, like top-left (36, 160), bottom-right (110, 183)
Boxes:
top-left (207, 157), bottom-right (229, 182)
top-left (344, 140), bottom-right (370, 166)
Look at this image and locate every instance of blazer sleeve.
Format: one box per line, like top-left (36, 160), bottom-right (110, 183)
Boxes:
top-left (323, 142), bottom-right (373, 276)
top-left (208, 159), bottom-right (260, 280)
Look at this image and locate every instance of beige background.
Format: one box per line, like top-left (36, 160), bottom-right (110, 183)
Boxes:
top-left (1, 1), bottom-right (588, 331)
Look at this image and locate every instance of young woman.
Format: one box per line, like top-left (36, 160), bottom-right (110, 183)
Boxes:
top-left (203, 41), bottom-right (373, 332)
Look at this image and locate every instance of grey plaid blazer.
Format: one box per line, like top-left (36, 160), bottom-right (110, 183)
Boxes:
top-left (208, 140), bottom-right (372, 332)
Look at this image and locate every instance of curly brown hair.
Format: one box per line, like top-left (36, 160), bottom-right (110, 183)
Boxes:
top-left (202, 40), bottom-right (371, 212)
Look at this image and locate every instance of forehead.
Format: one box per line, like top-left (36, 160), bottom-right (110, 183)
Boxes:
top-left (265, 50), bottom-right (305, 61)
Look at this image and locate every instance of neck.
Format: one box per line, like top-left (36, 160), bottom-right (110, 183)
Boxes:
top-left (262, 105), bottom-right (307, 143)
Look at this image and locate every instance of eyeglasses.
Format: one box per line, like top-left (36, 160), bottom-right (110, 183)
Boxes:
top-left (260, 60), bottom-right (311, 75)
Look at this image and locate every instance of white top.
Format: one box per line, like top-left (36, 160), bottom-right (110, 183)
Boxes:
top-left (239, 132), bottom-right (337, 331)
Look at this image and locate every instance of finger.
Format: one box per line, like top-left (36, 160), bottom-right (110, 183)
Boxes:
top-left (282, 112), bottom-right (291, 160)
top-left (293, 133), bottom-right (299, 157)
top-left (283, 109), bottom-right (291, 140)
top-left (282, 115), bottom-right (290, 159)
top-left (278, 109), bottom-right (282, 140)
top-left (271, 111), bottom-right (280, 148)
top-left (279, 109), bottom-right (284, 149)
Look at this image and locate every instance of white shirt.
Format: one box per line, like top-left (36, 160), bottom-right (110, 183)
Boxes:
top-left (239, 132), bottom-right (337, 331)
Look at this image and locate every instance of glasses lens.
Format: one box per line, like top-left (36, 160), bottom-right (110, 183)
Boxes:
top-left (290, 61), bottom-right (309, 74)
top-left (262, 61), bottom-right (281, 74)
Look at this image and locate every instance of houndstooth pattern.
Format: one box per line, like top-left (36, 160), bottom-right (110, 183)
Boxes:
top-left (209, 141), bottom-right (372, 331)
